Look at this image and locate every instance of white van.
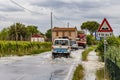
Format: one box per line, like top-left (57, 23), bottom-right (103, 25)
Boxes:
top-left (52, 38), bottom-right (71, 59)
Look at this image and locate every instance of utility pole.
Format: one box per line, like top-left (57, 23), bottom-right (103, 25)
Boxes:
top-left (51, 12), bottom-right (53, 42)
top-left (67, 22), bottom-right (69, 28)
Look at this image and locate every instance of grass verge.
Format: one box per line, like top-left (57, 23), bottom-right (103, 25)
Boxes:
top-left (72, 64), bottom-right (84, 80)
top-left (82, 45), bottom-right (97, 61)
top-left (96, 68), bottom-right (104, 80)
top-left (96, 67), bottom-right (110, 80)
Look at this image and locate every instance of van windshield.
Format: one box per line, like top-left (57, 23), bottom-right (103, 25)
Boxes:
top-left (70, 41), bottom-right (76, 45)
top-left (54, 40), bottom-right (69, 46)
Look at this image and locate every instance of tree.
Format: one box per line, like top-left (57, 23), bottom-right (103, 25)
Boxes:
top-left (45, 29), bottom-right (52, 41)
top-left (26, 25), bottom-right (39, 35)
top-left (26, 25), bottom-right (40, 40)
top-left (81, 21), bottom-right (100, 35)
top-left (0, 28), bottom-right (9, 40)
top-left (77, 30), bottom-right (85, 34)
top-left (8, 23), bottom-right (26, 41)
top-left (0, 23), bottom-right (42, 41)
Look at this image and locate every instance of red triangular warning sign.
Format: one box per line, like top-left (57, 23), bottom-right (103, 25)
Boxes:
top-left (98, 18), bottom-right (113, 32)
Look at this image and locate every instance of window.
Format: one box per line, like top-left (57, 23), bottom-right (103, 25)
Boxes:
top-left (56, 32), bottom-right (58, 36)
top-left (62, 32), bottom-right (65, 36)
top-left (69, 31), bottom-right (71, 36)
top-left (54, 40), bottom-right (68, 45)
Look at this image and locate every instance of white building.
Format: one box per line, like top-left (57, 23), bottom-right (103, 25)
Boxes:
top-left (31, 34), bottom-right (44, 42)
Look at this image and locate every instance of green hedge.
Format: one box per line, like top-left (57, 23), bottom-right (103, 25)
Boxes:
top-left (0, 41), bottom-right (51, 57)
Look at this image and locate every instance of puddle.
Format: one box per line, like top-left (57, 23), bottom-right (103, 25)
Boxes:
top-left (50, 69), bottom-right (67, 80)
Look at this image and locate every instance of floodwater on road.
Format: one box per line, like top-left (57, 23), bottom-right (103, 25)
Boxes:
top-left (0, 49), bottom-right (84, 80)
top-left (82, 51), bottom-right (104, 80)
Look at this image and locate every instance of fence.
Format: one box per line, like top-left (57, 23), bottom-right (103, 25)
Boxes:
top-left (106, 58), bottom-right (120, 80)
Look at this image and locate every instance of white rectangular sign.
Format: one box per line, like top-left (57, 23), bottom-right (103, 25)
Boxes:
top-left (97, 32), bottom-right (113, 37)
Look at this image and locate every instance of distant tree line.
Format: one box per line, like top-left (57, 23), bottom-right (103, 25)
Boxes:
top-left (0, 23), bottom-right (42, 41)
top-left (0, 21), bottom-right (100, 41)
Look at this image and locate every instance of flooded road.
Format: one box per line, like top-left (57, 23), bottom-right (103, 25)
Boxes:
top-left (0, 49), bottom-right (83, 80)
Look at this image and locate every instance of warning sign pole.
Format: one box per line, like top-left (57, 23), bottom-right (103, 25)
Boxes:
top-left (104, 36), bottom-right (107, 80)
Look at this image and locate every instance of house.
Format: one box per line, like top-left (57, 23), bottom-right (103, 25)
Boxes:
top-left (52, 27), bottom-right (77, 41)
top-left (31, 34), bottom-right (44, 42)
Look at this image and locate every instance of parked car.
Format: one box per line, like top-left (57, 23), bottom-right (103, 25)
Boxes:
top-left (70, 40), bottom-right (79, 50)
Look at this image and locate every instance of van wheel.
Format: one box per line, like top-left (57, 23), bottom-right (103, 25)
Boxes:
top-left (66, 55), bottom-right (68, 58)
top-left (52, 53), bottom-right (55, 59)
top-left (66, 54), bottom-right (70, 58)
top-left (83, 45), bottom-right (86, 49)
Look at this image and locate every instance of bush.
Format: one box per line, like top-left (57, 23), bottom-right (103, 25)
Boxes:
top-left (87, 35), bottom-right (98, 45)
top-left (107, 37), bottom-right (119, 46)
top-left (106, 46), bottom-right (120, 67)
top-left (96, 36), bottom-right (120, 61)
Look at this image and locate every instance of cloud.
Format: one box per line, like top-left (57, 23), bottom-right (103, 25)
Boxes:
top-left (31, 0), bottom-right (73, 9)
top-left (0, 1), bottom-right (24, 12)
top-left (31, 0), bottom-right (109, 11)
top-left (0, 7), bottom-right (23, 12)
top-left (0, 0), bottom-right (120, 36)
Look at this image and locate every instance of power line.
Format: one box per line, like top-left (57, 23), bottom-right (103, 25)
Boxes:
top-left (53, 14), bottom-right (75, 27)
top-left (9, 0), bottom-right (45, 15)
top-left (53, 14), bottom-right (66, 26)
top-left (9, 0), bottom-right (72, 27)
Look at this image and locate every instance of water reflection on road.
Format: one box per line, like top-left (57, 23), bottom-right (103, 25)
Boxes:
top-left (0, 49), bottom-right (83, 80)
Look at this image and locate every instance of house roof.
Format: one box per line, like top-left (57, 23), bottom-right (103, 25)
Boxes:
top-left (32, 34), bottom-right (43, 38)
top-left (52, 27), bottom-right (77, 31)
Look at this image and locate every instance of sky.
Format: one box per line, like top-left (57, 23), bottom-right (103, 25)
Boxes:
top-left (0, 0), bottom-right (120, 36)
